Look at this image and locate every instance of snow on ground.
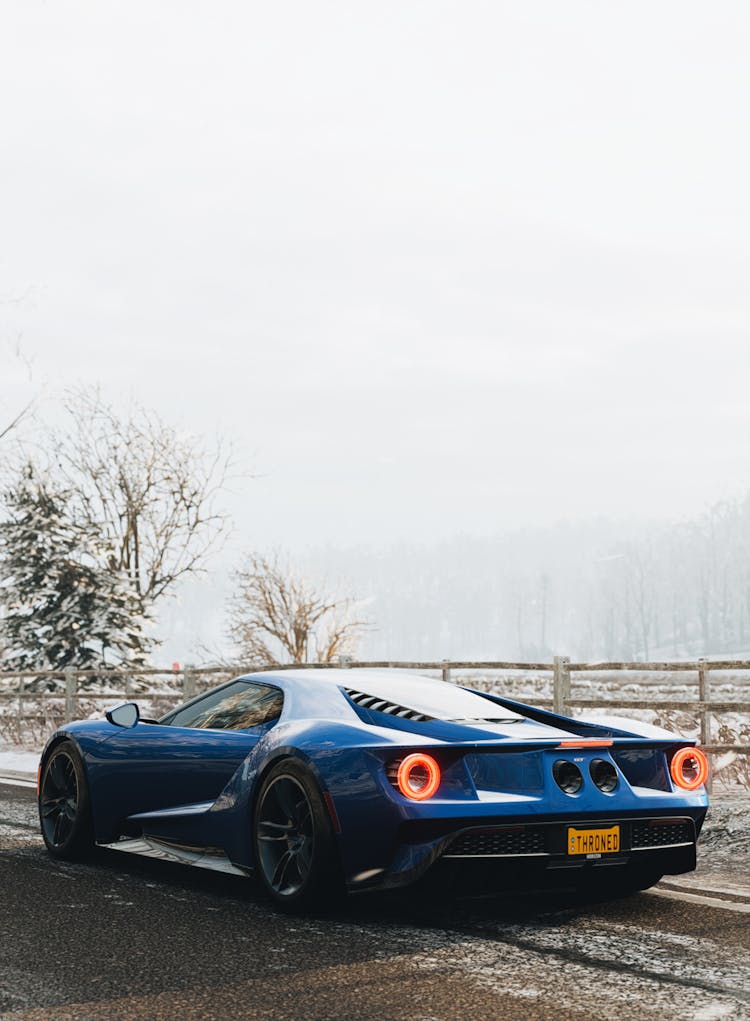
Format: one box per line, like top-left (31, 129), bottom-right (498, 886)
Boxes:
top-left (0, 746), bottom-right (40, 774)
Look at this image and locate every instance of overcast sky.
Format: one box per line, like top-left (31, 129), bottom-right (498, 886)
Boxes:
top-left (2, 1), bottom-right (749, 558)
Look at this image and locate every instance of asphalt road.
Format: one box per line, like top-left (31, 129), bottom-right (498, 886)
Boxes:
top-left (1, 780), bottom-right (749, 1021)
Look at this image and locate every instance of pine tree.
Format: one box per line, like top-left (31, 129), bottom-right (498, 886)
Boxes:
top-left (0, 465), bottom-right (152, 676)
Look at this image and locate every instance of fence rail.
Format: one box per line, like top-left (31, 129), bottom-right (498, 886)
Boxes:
top-left (2, 658), bottom-right (749, 761)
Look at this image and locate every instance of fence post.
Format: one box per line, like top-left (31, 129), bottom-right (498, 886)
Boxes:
top-left (183, 663), bottom-right (196, 701)
top-left (698, 658), bottom-right (713, 793)
top-left (698, 658), bottom-right (710, 745)
top-left (553, 655), bottom-right (570, 714)
top-left (442, 660), bottom-right (451, 685)
top-left (64, 668), bottom-right (76, 723)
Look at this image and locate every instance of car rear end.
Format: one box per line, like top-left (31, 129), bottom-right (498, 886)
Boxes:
top-left (343, 737), bottom-right (709, 893)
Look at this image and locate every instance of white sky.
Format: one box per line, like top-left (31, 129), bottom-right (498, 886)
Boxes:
top-left (1, 1), bottom-right (749, 558)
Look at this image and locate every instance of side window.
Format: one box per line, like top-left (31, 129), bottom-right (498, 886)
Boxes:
top-left (166, 682), bottom-right (283, 731)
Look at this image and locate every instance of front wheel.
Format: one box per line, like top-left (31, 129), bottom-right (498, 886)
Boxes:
top-left (253, 760), bottom-right (342, 912)
top-left (38, 741), bottom-right (94, 860)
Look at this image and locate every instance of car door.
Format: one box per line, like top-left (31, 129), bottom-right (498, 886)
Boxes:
top-left (90, 680), bottom-right (284, 822)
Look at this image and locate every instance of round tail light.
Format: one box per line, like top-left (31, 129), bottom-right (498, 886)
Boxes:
top-left (589, 758), bottom-right (619, 793)
top-left (670, 747), bottom-right (709, 790)
top-left (396, 754), bottom-right (441, 801)
top-left (553, 759), bottom-right (583, 795)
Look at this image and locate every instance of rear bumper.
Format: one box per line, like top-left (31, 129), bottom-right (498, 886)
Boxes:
top-left (350, 810), bottom-right (704, 892)
top-left (443, 814), bottom-right (696, 859)
top-left (427, 841), bottom-right (697, 896)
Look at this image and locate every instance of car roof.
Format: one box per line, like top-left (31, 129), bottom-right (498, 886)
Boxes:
top-left (239, 667), bottom-right (520, 722)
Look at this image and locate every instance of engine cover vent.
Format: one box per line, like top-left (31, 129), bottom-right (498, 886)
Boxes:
top-left (344, 688), bottom-right (434, 722)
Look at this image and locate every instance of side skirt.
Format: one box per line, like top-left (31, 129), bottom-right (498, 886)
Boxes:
top-left (99, 836), bottom-right (251, 877)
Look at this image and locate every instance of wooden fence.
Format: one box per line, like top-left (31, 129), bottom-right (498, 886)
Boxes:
top-left (1, 658), bottom-right (749, 760)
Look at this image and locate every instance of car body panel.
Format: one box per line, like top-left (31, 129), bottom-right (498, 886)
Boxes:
top-left (40, 669), bottom-right (709, 891)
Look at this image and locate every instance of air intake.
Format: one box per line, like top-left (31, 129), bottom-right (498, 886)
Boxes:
top-left (446, 827), bottom-right (547, 857)
top-left (631, 820), bottom-right (693, 849)
top-left (344, 689), bottom-right (433, 722)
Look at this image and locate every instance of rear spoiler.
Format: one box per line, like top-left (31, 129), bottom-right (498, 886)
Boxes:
top-left (462, 687), bottom-right (696, 745)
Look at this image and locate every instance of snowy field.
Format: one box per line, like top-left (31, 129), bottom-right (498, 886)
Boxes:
top-left (0, 745), bottom-right (39, 773)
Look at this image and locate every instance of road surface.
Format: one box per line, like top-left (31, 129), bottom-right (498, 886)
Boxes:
top-left (1, 779), bottom-right (748, 1021)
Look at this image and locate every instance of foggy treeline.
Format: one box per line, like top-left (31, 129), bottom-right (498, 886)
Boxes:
top-left (305, 496), bottom-right (750, 663)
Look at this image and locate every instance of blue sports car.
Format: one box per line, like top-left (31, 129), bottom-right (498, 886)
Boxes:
top-left (38, 668), bottom-right (709, 909)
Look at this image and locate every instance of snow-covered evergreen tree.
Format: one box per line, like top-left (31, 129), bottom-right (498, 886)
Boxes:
top-left (0, 465), bottom-right (152, 674)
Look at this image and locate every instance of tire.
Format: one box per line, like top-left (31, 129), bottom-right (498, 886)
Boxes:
top-left (253, 759), bottom-right (342, 912)
top-left (38, 741), bottom-right (94, 860)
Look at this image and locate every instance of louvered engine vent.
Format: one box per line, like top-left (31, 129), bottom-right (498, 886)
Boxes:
top-left (344, 689), bottom-right (433, 722)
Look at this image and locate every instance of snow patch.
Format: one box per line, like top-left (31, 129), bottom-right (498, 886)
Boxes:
top-left (0, 747), bottom-right (40, 774)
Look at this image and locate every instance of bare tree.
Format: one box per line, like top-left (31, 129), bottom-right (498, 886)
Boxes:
top-left (47, 388), bottom-right (231, 612)
top-left (0, 339), bottom-right (36, 443)
top-left (0, 399), bottom-right (33, 444)
top-left (622, 542), bottom-right (658, 661)
top-left (228, 551), bottom-right (370, 665)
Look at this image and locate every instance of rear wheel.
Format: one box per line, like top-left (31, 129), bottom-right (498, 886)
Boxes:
top-left (253, 760), bottom-right (342, 912)
top-left (38, 742), bottom-right (94, 860)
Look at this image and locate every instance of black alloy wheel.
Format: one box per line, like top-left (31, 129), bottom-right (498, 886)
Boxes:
top-left (38, 742), bottom-right (94, 860)
top-left (253, 760), bottom-right (342, 911)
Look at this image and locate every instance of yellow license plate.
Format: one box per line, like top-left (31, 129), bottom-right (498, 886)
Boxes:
top-left (567, 825), bottom-right (620, 856)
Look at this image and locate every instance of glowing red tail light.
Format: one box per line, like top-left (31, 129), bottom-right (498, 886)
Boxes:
top-left (396, 753), bottom-right (441, 801)
top-left (670, 747), bottom-right (709, 790)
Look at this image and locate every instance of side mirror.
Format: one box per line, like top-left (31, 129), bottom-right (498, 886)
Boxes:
top-left (106, 702), bottom-right (140, 728)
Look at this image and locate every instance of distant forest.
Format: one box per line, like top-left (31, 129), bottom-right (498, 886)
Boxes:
top-left (304, 495), bottom-right (750, 662)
